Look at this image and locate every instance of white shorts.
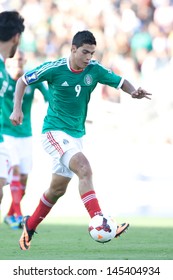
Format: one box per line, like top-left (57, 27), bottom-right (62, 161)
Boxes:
top-left (0, 142), bottom-right (11, 179)
top-left (3, 135), bottom-right (33, 174)
top-left (41, 131), bottom-right (83, 178)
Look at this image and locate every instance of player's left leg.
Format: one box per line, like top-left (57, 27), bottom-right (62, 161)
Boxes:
top-left (69, 151), bottom-right (129, 238)
top-left (69, 151), bottom-right (102, 218)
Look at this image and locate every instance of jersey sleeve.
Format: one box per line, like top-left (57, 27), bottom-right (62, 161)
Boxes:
top-left (96, 62), bottom-right (124, 89)
top-left (22, 61), bottom-right (53, 85)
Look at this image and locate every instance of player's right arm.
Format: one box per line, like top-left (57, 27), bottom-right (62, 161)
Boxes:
top-left (10, 76), bottom-right (26, 126)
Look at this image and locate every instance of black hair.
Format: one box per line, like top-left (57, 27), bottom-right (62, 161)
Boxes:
top-left (0, 11), bottom-right (25, 42)
top-left (72, 30), bottom-right (96, 48)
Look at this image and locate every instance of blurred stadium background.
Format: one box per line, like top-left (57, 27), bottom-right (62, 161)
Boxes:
top-left (1, 0), bottom-right (173, 219)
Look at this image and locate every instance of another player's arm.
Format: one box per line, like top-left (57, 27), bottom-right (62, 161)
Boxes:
top-left (10, 76), bottom-right (27, 125)
top-left (36, 82), bottom-right (49, 102)
top-left (121, 79), bottom-right (152, 100)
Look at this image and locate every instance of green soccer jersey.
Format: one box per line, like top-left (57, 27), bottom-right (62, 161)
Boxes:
top-left (0, 56), bottom-right (9, 143)
top-left (2, 74), bottom-right (49, 137)
top-left (23, 58), bottom-right (123, 137)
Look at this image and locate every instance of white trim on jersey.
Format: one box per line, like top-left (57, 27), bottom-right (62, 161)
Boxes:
top-left (36, 59), bottom-right (67, 77)
top-left (118, 77), bottom-right (124, 88)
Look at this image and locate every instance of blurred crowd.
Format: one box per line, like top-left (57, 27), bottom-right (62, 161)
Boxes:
top-left (1, 0), bottom-right (173, 142)
top-left (0, 0), bottom-right (172, 75)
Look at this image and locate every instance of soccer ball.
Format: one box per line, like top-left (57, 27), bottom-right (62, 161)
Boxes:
top-left (88, 214), bottom-right (117, 243)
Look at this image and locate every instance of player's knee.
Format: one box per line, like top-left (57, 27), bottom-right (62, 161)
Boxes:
top-left (51, 186), bottom-right (67, 199)
top-left (49, 179), bottom-right (68, 199)
top-left (76, 163), bottom-right (93, 180)
top-left (49, 174), bottom-right (71, 199)
top-left (70, 153), bottom-right (93, 179)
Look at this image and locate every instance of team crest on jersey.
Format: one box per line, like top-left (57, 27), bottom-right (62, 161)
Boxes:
top-left (84, 74), bottom-right (93, 86)
top-left (25, 72), bottom-right (38, 84)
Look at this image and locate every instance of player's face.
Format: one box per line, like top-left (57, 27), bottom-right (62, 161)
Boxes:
top-left (72, 44), bottom-right (96, 70)
top-left (8, 34), bottom-right (21, 58)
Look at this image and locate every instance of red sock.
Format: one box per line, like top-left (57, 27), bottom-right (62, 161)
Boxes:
top-left (9, 176), bottom-right (22, 217)
top-left (27, 194), bottom-right (55, 230)
top-left (81, 190), bottom-right (102, 218)
top-left (19, 184), bottom-right (26, 200)
top-left (8, 184), bottom-right (26, 216)
top-left (7, 203), bottom-right (14, 216)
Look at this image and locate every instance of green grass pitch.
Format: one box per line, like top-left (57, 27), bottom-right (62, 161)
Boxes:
top-left (0, 216), bottom-right (173, 260)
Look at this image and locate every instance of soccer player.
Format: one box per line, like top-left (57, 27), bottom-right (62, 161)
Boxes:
top-left (10, 30), bottom-right (151, 250)
top-left (2, 49), bottom-right (49, 229)
top-left (0, 11), bottom-right (25, 222)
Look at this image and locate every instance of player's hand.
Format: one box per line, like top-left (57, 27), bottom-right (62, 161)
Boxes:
top-left (131, 87), bottom-right (152, 100)
top-left (9, 110), bottom-right (23, 126)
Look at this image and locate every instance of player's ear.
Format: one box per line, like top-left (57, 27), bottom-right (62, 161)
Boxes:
top-left (11, 33), bottom-right (21, 44)
top-left (71, 45), bottom-right (77, 53)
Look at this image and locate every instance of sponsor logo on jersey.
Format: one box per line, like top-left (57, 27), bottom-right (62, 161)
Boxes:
top-left (84, 74), bottom-right (93, 86)
top-left (25, 72), bottom-right (38, 84)
top-left (61, 81), bottom-right (69, 86)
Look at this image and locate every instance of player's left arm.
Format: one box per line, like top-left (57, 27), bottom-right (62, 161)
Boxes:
top-left (121, 79), bottom-right (152, 100)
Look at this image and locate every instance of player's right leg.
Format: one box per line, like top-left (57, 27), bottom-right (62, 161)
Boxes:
top-left (19, 131), bottom-right (75, 249)
top-left (19, 174), bottom-right (71, 250)
top-left (19, 216), bottom-right (36, 250)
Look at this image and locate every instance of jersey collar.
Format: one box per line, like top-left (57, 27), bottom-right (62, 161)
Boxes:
top-left (67, 57), bottom-right (83, 73)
